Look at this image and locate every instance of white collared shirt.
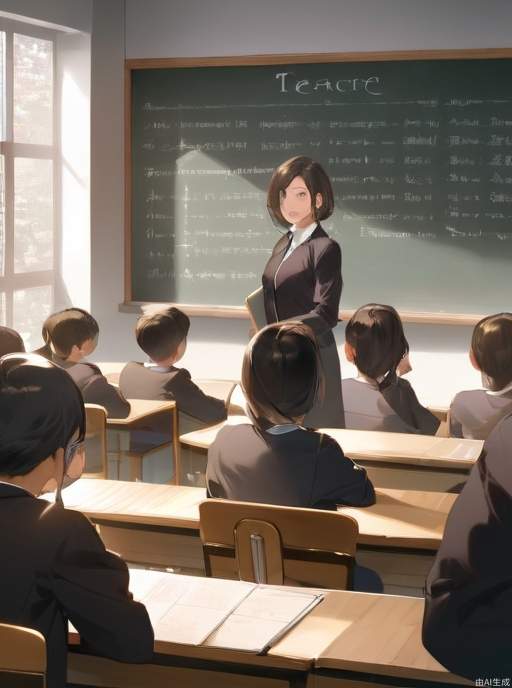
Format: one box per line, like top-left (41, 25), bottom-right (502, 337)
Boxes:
top-left (266, 424), bottom-right (301, 435)
top-left (486, 380), bottom-right (512, 397)
top-left (143, 361), bottom-right (172, 373)
top-left (282, 221), bottom-right (317, 262)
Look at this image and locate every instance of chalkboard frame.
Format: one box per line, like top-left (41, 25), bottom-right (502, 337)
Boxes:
top-left (124, 48), bottom-right (512, 325)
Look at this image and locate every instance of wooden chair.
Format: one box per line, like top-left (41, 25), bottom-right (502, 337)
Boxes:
top-left (84, 404), bottom-right (108, 479)
top-left (0, 623), bottom-right (46, 687)
top-left (199, 500), bottom-right (359, 590)
top-left (114, 404), bottom-right (180, 484)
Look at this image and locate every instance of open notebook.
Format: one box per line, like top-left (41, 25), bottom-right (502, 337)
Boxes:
top-left (131, 571), bottom-right (324, 654)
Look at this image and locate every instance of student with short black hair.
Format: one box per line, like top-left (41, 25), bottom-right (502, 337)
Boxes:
top-left (0, 325), bottom-right (25, 357)
top-left (342, 304), bottom-right (439, 435)
top-left (35, 308), bottom-right (130, 418)
top-left (207, 322), bottom-right (374, 508)
top-left (119, 306), bottom-right (227, 432)
top-left (449, 313), bottom-right (512, 439)
top-left (0, 353), bottom-right (153, 688)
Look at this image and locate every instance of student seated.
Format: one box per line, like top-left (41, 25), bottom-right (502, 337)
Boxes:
top-left (423, 411), bottom-right (512, 680)
top-left (119, 306), bottom-right (227, 433)
top-left (0, 353), bottom-right (153, 688)
top-left (35, 307), bottom-right (130, 418)
top-left (0, 325), bottom-right (25, 356)
top-left (207, 322), bottom-right (375, 509)
top-left (342, 304), bottom-right (439, 435)
top-left (449, 312), bottom-right (512, 439)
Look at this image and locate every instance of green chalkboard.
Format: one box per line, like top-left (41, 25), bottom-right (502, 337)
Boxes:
top-left (127, 52), bottom-right (512, 317)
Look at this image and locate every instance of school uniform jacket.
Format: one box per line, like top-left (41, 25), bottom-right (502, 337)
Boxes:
top-left (119, 361), bottom-right (227, 426)
top-left (342, 377), bottom-right (440, 435)
top-left (206, 423), bottom-right (375, 508)
top-left (33, 350), bottom-right (130, 419)
top-left (423, 413), bottom-right (512, 680)
top-left (0, 483), bottom-right (154, 688)
top-left (449, 388), bottom-right (512, 439)
top-left (262, 224), bottom-right (341, 346)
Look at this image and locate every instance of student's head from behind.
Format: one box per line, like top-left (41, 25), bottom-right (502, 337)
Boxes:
top-left (470, 313), bottom-right (512, 391)
top-left (0, 353), bottom-right (86, 500)
top-left (136, 306), bottom-right (190, 366)
top-left (0, 326), bottom-right (25, 357)
top-left (345, 304), bottom-right (409, 386)
top-left (267, 156), bottom-right (334, 229)
top-left (242, 322), bottom-right (323, 428)
top-left (39, 308), bottom-right (99, 363)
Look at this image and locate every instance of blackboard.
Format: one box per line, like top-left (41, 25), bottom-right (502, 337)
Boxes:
top-left (126, 51), bottom-right (512, 322)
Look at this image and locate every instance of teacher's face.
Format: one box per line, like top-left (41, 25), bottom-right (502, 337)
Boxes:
top-left (280, 176), bottom-right (320, 229)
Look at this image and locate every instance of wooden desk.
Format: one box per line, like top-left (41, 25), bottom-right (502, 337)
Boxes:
top-left (108, 398), bottom-right (180, 484)
top-left (338, 488), bottom-right (457, 597)
top-left (61, 480), bottom-right (456, 593)
top-left (61, 479), bottom-right (206, 572)
top-left (68, 568), bottom-right (314, 688)
top-left (180, 418), bottom-right (482, 491)
top-left (68, 569), bottom-right (469, 688)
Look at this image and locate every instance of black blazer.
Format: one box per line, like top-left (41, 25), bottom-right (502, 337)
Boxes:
top-left (119, 362), bottom-right (227, 426)
top-left (342, 377), bottom-right (440, 435)
top-left (423, 413), bottom-right (512, 680)
top-left (262, 225), bottom-right (342, 344)
top-left (0, 483), bottom-right (154, 688)
top-left (33, 351), bottom-right (130, 419)
top-left (449, 388), bottom-right (512, 439)
top-left (206, 423), bottom-right (375, 508)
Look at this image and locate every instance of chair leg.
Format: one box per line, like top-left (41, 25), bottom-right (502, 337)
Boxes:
top-left (129, 454), bottom-right (143, 482)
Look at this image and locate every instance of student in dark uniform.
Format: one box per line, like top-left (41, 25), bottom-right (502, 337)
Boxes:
top-left (342, 304), bottom-right (439, 435)
top-left (34, 308), bottom-right (130, 418)
top-left (207, 322), bottom-right (374, 509)
top-left (263, 156), bottom-right (344, 428)
top-left (449, 312), bottom-right (512, 439)
top-left (0, 325), bottom-right (25, 356)
top-left (422, 411), bottom-right (512, 681)
top-left (0, 353), bottom-right (153, 688)
top-left (119, 306), bottom-right (227, 434)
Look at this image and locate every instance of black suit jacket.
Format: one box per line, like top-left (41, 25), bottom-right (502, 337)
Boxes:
top-left (262, 225), bottom-right (342, 344)
top-left (0, 483), bottom-right (154, 687)
top-left (33, 350), bottom-right (130, 418)
top-left (423, 413), bottom-right (512, 680)
top-left (119, 362), bottom-right (227, 426)
top-left (206, 423), bottom-right (375, 508)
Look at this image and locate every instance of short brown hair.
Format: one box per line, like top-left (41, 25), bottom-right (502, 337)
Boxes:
top-left (267, 156), bottom-right (334, 228)
top-left (241, 321), bottom-right (323, 427)
top-left (136, 306), bottom-right (190, 362)
top-left (471, 313), bottom-right (512, 391)
top-left (345, 304), bottom-right (409, 383)
top-left (38, 308), bottom-right (99, 359)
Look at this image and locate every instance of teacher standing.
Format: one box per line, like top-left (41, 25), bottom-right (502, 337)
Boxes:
top-left (262, 156), bottom-right (344, 428)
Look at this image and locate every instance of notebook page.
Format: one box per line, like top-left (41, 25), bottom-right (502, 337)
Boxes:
top-left (156, 576), bottom-right (255, 645)
top-left (205, 587), bottom-right (324, 653)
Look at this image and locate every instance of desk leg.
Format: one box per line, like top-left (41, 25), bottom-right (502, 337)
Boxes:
top-left (129, 454), bottom-right (143, 482)
top-left (171, 406), bottom-right (181, 486)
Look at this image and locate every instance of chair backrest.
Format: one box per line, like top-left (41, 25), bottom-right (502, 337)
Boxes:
top-left (84, 404), bottom-right (108, 479)
top-left (199, 500), bottom-right (359, 590)
top-left (0, 623), bottom-right (46, 687)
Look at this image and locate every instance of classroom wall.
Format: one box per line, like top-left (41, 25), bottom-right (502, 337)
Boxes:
top-left (0, 0), bottom-right (91, 32)
top-left (88, 0), bottom-right (510, 406)
top-left (6, 0), bottom-right (509, 405)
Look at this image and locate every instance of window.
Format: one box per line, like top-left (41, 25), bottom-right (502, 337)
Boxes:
top-left (0, 22), bottom-right (56, 350)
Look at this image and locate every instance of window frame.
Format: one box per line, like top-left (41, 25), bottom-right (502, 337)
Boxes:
top-left (0, 17), bottom-right (58, 336)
